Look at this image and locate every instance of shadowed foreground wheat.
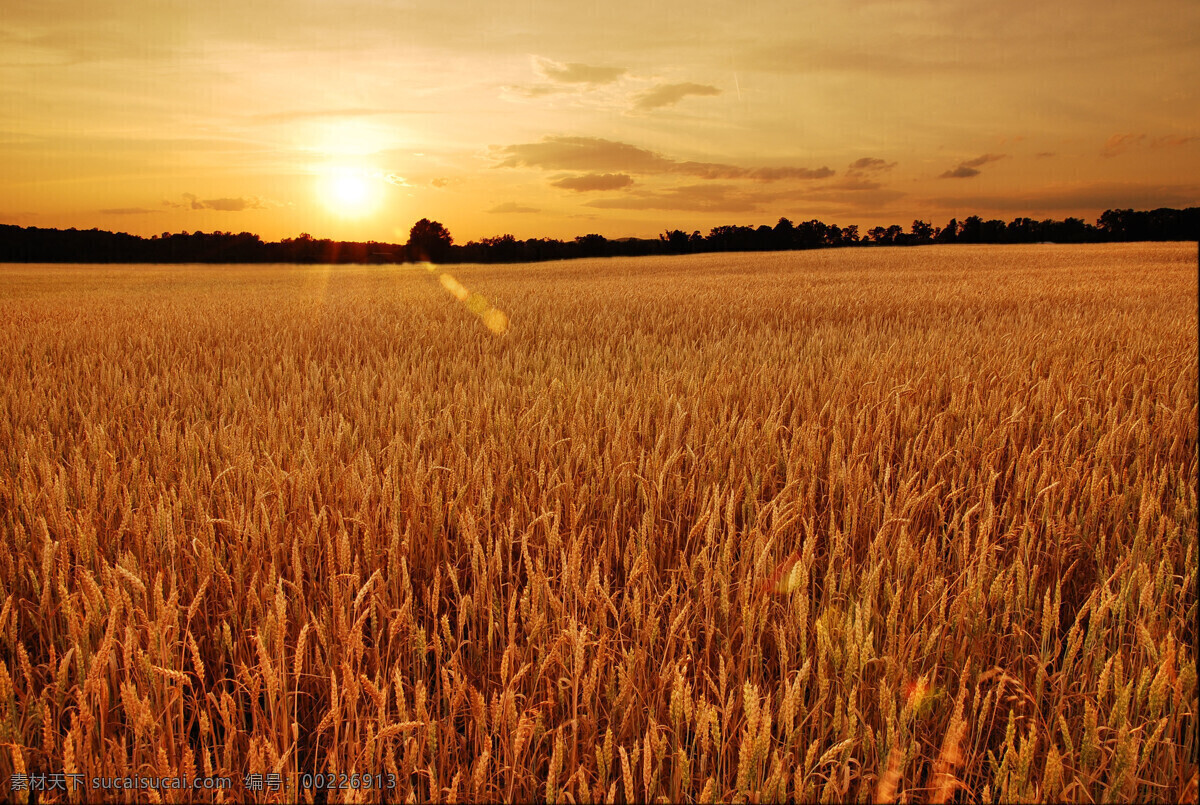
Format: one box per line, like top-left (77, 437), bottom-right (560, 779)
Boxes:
top-left (0, 243), bottom-right (1195, 803)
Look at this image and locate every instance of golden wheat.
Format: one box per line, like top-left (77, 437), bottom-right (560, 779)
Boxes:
top-left (0, 243), bottom-right (1195, 802)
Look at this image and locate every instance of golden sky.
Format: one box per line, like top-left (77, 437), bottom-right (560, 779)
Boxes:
top-left (2, 0), bottom-right (1197, 243)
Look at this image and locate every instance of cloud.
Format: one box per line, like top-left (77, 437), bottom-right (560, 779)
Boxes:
top-left (826, 178), bottom-right (886, 191)
top-left (941, 165), bottom-right (983, 179)
top-left (381, 173), bottom-right (410, 187)
top-left (846, 157), bottom-right (897, 176)
top-left (495, 136), bottom-right (674, 173)
top-left (505, 57), bottom-right (628, 100)
top-left (963, 154), bottom-right (1006, 168)
top-left (534, 57), bottom-right (626, 85)
top-left (1101, 133), bottom-right (1146, 158)
top-left (1150, 134), bottom-right (1198, 149)
top-left (165, 193), bottom-right (266, 211)
top-left (581, 180), bottom-right (906, 214)
top-left (431, 177), bottom-right (450, 188)
top-left (1036, 152), bottom-right (1057, 158)
top-left (745, 166), bottom-right (835, 181)
top-left (551, 173), bottom-right (634, 191)
top-left (503, 84), bottom-right (567, 99)
top-left (1100, 133), bottom-right (1197, 157)
top-left (488, 202), bottom-right (540, 214)
top-left (100, 207), bottom-right (155, 215)
top-left (196, 197), bottom-right (264, 212)
top-left (493, 136), bottom-right (832, 182)
top-left (928, 181), bottom-right (1200, 212)
top-left (634, 82), bottom-right (721, 110)
top-left (939, 153), bottom-right (1006, 179)
top-left (960, 154), bottom-right (1006, 169)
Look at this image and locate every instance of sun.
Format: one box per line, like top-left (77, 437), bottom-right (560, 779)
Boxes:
top-left (332, 172), bottom-right (369, 206)
top-left (317, 166), bottom-right (382, 217)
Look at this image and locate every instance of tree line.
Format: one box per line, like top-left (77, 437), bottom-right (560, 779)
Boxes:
top-left (1, 207), bottom-right (1195, 264)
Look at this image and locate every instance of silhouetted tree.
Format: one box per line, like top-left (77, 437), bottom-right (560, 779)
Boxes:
top-left (574, 233), bottom-right (608, 257)
top-left (935, 218), bottom-right (958, 244)
top-left (981, 219), bottom-right (1008, 242)
top-left (482, 234), bottom-right (520, 261)
top-left (1056, 217), bottom-right (1091, 243)
top-left (407, 218), bottom-right (453, 262)
top-left (1094, 208), bottom-right (1198, 241)
top-left (773, 217), bottom-right (796, 249)
top-left (958, 216), bottom-right (984, 243)
top-left (911, 220), bottom-right (934, 244)
top-left (1098, 209), bottom-right (1133, 240)
top-left (755, 225), bottom-right (775, 250)
top-left (1007, 217), bottom-right (1036, 243)
top-left (707, 225), bottom-right (756, 252)
top-left (792, 220), bottom-right (828, 249)
top-left (661, 229), bottom-right (692, 254)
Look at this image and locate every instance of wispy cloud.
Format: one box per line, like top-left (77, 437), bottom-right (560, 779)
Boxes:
top-left (551, 173), bottom-right (634, 191)
top-left (826, 178), bottom-right (886, 191)
top-left (164, 193), bottom-right (268, 212)
top-left (745, 166), bottom-right (835, 181)
top-left (488, 201), bottom-right (540, 214)
top-left (534, 57), bottom-right (626, 85)
top-left (503, 84), bottom-right (568, 99)
top-left (580, 179), bottom-right (906, 214)
top-left (1150, 134), bottom-right (1198, 149)
top-left (939, 153), bottom-right (1006, 179)
top-left (634, 82), bottom-right (720, 110)
top-left (846, 157), bottom-right (897, 176)
top-left (493, 136), bottom-right (832, 182)
top-left (495, 136), bottom-right (690, 173)
top-left (1100, 133), bottom-right (1196, 158)
top-left (505, 57), bottom-right (629, 100)
top-left (941, 165), bottom-right (981, 179)
top-left (100, 207), bottom-right (156, 215)
top-left (1101, 133), bottom-right (1146, 158)
top-left (198, 197), bottom-right (263, 211)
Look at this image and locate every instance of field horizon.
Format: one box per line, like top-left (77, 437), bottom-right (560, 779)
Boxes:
top-left (0, 242), bottom-right (1196, 803)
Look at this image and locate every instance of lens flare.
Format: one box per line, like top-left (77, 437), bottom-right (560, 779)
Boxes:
top-left (425, 264), bottom-right (509, 335)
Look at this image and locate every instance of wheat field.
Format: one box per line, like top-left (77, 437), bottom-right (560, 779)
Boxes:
top-left (0, 243), bottom-right (1195, 803)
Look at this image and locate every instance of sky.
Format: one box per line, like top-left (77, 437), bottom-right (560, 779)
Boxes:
top-left (2, 0), bottom-right (1198, 243)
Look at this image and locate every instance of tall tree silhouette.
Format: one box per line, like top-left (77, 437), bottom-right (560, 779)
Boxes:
top-left (574, 233), bottom-right (608, 257)
top-left (910, 220), bottom-right (934, 244)
top-left (407, 218), bottom-right (453, 262)
top-left (660, 229), bottom-right (692, 254)
top-left (935, 218), bottom-right (958, 243)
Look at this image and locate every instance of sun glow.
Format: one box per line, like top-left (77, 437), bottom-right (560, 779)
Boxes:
top-left (317, 166), bottom-right (383, 217)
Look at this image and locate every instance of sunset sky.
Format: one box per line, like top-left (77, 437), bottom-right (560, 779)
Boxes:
top-left (2, 0), bottom-right (1197, 243)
